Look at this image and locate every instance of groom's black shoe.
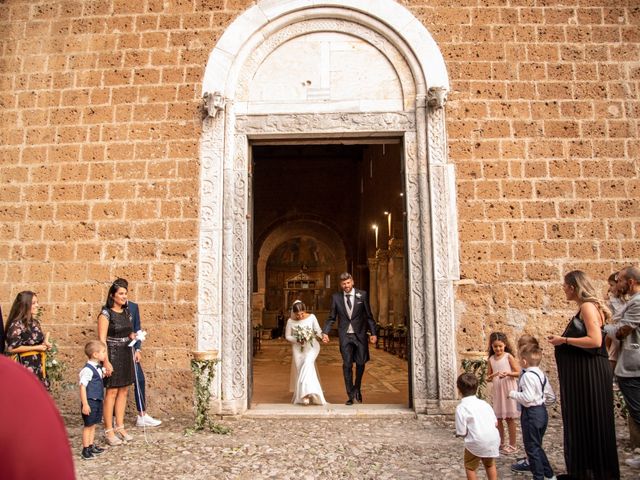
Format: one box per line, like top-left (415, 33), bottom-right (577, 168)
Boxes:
top-left (345, 396), bottom-right (354, 405)
top-left (354, 389), bottom-right (362, 403)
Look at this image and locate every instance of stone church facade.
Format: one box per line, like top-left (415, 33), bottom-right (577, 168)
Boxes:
top-left (0, 0), bottom-right (638, 415)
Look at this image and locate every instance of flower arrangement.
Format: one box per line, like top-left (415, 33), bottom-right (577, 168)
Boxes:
top-left (186, 351), bottom-right (230, 435)
top-left (45, 339), bottom-right (66, 387)
top-left (292, 325), bottom-right (316, 351)
top-left (34, 307), bottom-right (67, 393)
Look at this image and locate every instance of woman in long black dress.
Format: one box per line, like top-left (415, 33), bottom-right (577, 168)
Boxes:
top-left (5, 291), bottom-right (51, 390)
top-left (98, 280), bottom-right (135, 446)
top-left (548, 270), bottom-right (619, 479)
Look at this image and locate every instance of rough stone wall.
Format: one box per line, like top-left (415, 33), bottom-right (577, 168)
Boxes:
top-left (0, 0), bottom-right (241, 413)
top-left (410, 1), bottom-right (640, 357)
top-left (0, 0), bottom-right (638, 412)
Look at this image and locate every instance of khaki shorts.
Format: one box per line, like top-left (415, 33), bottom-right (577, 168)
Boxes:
top-left (464, 448), bottom-right (496, 471)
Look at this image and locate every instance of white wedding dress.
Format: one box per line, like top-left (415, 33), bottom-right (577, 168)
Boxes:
top-left (285, 314), bottom-right (326, 405)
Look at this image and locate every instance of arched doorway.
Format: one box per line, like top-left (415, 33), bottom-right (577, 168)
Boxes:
top-left (254, 218), bottom-right (346, 323)
top-left (197, 0), bottom-right (459, 415)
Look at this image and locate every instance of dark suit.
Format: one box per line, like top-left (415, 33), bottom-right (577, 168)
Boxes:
top-left (323, 288), bottom-right (377, 398)
top-left (127, 301), bottom-right (146, 413)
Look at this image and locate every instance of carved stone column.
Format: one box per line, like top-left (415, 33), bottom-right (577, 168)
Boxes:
top-left (427, 86), bottom-right (458, 407)
top-left (388, 238), bottom-right (405, 326)
top-left (376, 249), bottom-right (390, 325)
top-left (367, 257), bottom-right (379, 320)
top-left (197, 96), bottom-right (226, 414)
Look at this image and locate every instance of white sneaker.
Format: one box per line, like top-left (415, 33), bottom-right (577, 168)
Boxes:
top-left (625, 456), bottom-right (640, 468)
top-left (136, 414), bottom-right (162, 427)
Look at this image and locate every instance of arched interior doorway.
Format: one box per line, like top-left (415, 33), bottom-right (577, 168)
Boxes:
top-left (197, 0), bottom-right (459, 415)
top-left (254, 216), bottom-right (347, 317)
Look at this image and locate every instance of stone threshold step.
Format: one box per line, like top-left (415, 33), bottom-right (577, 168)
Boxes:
top-left (246, 403), bottom-right (415, 418)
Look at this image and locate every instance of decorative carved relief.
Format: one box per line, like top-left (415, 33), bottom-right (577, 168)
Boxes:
top-left (403, 171), bottom-right (429, 400)
top-left (202, 91), bottom-right (226, 118)
top-left (236, 112), bottom-right (414, 135)
top-left (427, 87), bottom-right (448, 109)
top-left (427, 107), bottom-right (447, 167)
top-left (428, 106), bottom-right (458, 400)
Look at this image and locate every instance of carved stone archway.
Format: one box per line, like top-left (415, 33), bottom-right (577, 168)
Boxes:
top-left (197, 0), bottom-right (459, 414)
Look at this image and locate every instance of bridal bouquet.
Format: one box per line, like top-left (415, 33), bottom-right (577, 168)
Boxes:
top-left (292, 325), bottom-right (316, 352)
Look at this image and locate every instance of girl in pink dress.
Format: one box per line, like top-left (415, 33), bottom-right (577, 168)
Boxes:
top-left (487, 332), bottom-right (520, 454)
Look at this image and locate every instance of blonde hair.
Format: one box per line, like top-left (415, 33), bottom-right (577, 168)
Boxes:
top-left (519, 343), bottom-right (542, 367)
top-left (517, 334), bottom-right (539, 350)
top-left (564, 270), bottom-right (611, 324)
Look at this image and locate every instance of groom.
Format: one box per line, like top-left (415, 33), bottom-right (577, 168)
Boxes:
top-left (322, 272), bottom-right (377, 405)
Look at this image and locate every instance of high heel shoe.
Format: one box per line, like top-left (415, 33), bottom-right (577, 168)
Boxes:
top-left (114, 425), bottom-right (133, 442)
top-left (104, 428), bottom-right (123, 446)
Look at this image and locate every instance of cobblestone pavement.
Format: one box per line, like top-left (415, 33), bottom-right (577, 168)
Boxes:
top-left (69, 411), bottom-right (637, 479)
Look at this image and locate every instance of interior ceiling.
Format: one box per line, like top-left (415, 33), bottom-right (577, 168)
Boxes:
top-left (252, 144), bottom-right (364, 249)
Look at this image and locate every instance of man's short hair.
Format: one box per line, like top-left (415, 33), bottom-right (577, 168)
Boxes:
top-left (519, 343), bottom-right (542, 366)
top-left (457, 372), bottom-right (478, 397)
top-left (339, 272), bottom-right (353, 282)
top-left (84, 340), bottom-right (106, 358)
top-left (621, 266), bottom-right (640, 283)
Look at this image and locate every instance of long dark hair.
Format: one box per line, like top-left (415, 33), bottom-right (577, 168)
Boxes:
top-left (103, 280), bottom-right (130, 318)
top-left (487, 331), bottom-right (514, 357)
top-left (6, 291), bottom-right (38, 332)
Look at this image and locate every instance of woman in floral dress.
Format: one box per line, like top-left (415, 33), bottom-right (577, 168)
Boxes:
top-left (5, 291), bottom-right (51, 389)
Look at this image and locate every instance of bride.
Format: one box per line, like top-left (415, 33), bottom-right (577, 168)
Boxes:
top-left (285, 300), bottom-right (326, 405)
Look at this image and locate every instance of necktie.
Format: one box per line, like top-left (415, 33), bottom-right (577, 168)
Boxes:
top-left (346, 294), bottom-right (352, 309)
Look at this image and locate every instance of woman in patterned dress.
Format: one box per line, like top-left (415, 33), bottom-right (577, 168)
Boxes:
top-left (5, 291), bottom-right (51, 390)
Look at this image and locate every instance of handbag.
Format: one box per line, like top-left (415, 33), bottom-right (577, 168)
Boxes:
top-left (561, 315), bottom-right (600, 356)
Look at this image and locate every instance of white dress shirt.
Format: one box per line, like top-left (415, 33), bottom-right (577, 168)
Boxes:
top-left (508, 366), bottom-right (556, 408)
top-left (78, 359), bottom-right (104, 387)
top-left (455, 395), bottom-right (500, 458)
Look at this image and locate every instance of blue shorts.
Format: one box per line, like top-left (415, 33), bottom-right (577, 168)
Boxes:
top-left (81, 398), bottom-right (103, 427)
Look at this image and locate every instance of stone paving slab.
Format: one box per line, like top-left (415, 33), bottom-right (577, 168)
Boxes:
top-left (68, 410), bottom-right (637, 479)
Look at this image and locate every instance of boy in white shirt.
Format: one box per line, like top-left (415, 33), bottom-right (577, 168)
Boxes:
top-left (508, 342), bottom-right (556, 480)
top-left (455, 372), bottom-right (500, 480)
top-left (79, 340), bottom-right (107, 460)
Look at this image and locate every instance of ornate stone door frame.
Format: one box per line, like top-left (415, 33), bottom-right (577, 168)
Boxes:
top-left (198, 0), bottom-right (460, 414)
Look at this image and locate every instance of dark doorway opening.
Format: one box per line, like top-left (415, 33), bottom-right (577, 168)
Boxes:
top-left (250, 141), bottom-right (410, 405)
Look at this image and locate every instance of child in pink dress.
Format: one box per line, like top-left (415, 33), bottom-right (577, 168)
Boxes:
top-left (487, 332), bottom-right (520, 454)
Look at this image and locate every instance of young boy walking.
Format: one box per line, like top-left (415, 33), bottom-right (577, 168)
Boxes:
top-left (455, 372), bottom-right (500, 480)
top-left (509, 342), bottom-right (556, 480)
top-left (79, 340), bottom-right (107, 460)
